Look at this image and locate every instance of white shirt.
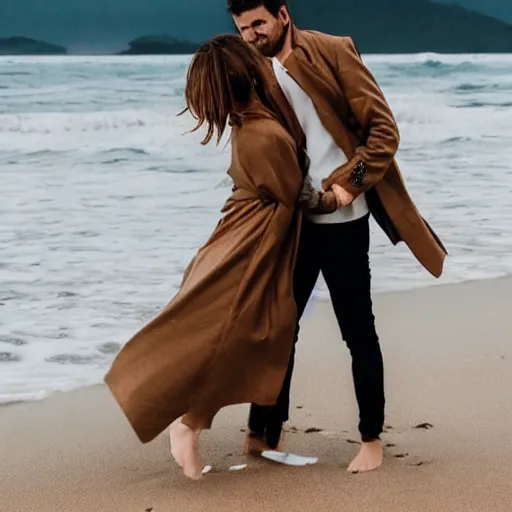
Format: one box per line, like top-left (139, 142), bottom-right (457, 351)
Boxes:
top-left (272, 57), bottom-right (368, 224)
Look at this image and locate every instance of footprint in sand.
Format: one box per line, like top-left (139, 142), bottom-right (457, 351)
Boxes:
top-left (304, 427), bottom-right (323, 434)
top-left (406, 458), bottom-right (432, 467)
top-left (391, 451), bottom-right (432, 467)
top-left (414, 422), bottom-right (434, 430)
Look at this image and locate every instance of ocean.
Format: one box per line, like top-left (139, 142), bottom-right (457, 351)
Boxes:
top-left (1, 53), bottom-right (512, 404)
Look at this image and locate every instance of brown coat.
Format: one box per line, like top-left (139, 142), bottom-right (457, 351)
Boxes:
top-left (279, 28), bottom-right (447, 277)
top-left (104, 111), bottom-right (304, 443)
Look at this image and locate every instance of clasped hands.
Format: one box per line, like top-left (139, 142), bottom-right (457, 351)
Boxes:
top-left (299, 175), bottom-right (355, 214)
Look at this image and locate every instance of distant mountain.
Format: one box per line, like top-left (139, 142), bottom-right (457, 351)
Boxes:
top-left (114, 0), bottom-right (512, 56)
top-left (291, 0), bottom-right (512, 53)
top-left (0, 36), bottom-right (67, 55)
top-left (433, 0), bottom-right (512, 24)
top-left (119, 36), bottom-right (199, 55)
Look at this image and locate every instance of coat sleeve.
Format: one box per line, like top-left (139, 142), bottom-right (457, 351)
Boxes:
top-left (321, 36), bottom-right (400, 199)
top-left (238, 128), bottom-right (303, 209)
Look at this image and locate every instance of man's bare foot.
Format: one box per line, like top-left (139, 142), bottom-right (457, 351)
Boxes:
top-left (169, 417), bottom-right (203, 480)
top-left (347, 439), bottom-right (383, 473)
top-left (244, 432), bottom-right (283, 457)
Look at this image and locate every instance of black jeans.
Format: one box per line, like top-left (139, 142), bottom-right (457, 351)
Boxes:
top-left (248, 214), bottom-right (384, 447)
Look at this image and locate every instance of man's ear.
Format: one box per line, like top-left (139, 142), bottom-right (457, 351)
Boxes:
top-left (278, 6), bottom-right (290, 24)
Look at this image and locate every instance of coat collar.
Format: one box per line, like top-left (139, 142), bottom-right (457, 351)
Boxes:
top-left (289, 24), bottom-right (310, 58)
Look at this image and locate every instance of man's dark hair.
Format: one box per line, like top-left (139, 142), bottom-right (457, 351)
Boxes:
top-left (227, 0), bottom-right (287, 17)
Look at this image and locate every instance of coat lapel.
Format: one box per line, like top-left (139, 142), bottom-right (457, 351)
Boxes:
top-left (262, 59), bottom-right (310, 178)
top-left (283, 30), bottom-right (357, 160)
top-left (263, 60), bottom-right (305, 145)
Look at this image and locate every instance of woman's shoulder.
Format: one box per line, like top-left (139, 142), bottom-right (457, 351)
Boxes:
top-left (234, 117), bottom-right (295, 155)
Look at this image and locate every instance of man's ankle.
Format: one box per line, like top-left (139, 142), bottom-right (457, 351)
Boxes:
top-left (361, 434), bottom-right (381, 443)
top-left (266, 421), bottom-right (284, 449)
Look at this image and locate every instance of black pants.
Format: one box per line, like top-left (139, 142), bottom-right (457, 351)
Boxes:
top-left (248, 214), bottom-right (384, 447)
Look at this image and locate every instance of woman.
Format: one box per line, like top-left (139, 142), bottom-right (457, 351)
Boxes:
top-left (104, 34), bottom-right (337, 480)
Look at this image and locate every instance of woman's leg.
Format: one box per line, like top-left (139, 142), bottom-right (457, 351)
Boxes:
top-left (246, 219), bottom-right (321, 452)
top-left (169, 417), bottom-right (203, 480)
top-left (169, 410), bottom-right (216, 480)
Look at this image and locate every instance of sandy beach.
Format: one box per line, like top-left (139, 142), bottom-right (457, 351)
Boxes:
top-left (2, 277), bottom-right (512, 512)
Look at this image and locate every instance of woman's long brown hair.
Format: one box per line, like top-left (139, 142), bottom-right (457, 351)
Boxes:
top-left (180, 34), bottom-right (286, 145)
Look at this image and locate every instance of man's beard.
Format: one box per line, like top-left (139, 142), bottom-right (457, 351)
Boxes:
top-left (254, 22), bottom-right (290, 57)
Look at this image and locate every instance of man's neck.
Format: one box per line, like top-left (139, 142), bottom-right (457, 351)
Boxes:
top-left (274, 25), bottom-right (294, 65)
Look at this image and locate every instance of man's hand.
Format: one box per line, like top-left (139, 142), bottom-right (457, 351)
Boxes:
top-left (332, 184), bottom-right (355, 207)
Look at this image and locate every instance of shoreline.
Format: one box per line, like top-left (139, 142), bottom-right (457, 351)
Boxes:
top-left (2, 273), bottom-right (512, 407)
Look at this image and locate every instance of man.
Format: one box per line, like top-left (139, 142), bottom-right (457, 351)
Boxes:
top-left (228, 0), bottom-right (447, 473)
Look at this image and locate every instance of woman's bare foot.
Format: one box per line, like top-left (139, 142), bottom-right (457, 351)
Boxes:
top-left (347, 439), bottom-right (383, 473)
top-left (169, 417), bottom-right (203, 480)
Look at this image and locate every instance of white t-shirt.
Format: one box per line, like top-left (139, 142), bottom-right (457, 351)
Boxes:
top-left (272, 57), bottom-right (368, 224)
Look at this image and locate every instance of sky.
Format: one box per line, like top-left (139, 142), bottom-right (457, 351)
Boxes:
top-left (1, 0), bottom-right (510, 53)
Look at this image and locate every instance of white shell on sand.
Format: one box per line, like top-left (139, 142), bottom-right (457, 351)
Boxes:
top-left (260, 451), bottom-right (319, 466)
top-left (229, 464), bottom-right (248, 471)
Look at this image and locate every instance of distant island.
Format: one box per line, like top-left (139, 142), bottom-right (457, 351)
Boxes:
top-left (118, 36), bottom-right (199, 55)
top-left (0, 36), bottom-right (67, 55)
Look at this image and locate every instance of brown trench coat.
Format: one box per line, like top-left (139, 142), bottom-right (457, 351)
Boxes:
top-left (279, 27), bottom-right (447, 277)
top-left (104, 111), bottom-right (305, 443)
